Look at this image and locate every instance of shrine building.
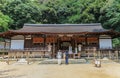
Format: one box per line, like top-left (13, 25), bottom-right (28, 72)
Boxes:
top-left (0, 23), bottom-right (120, 58)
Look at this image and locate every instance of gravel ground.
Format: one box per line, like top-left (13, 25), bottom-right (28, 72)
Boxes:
top-left (0, 61), bottom-right (120, 78)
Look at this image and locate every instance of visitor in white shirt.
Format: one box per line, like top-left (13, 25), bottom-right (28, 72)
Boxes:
top-left (57, 50), bottom-right (62, 65)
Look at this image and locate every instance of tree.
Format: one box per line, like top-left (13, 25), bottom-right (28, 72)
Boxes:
top-left (39, 0), bottom-right (105, 24)
top-left (100, 0), bottom-right (120, 31)
top-left (112, 38), bottom-right (120, 48)
top-left (2, 0), bottom-right (42, 29)
top-left (1, 0), bottom-right (120, 31)
top-left (0, 12), bottom-right (13, 32)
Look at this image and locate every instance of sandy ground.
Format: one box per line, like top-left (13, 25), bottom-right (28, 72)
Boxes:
top-left (0, 61), bottom-right (120, 78)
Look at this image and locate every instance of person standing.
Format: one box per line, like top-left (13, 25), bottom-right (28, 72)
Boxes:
top-left (47, 43), bottom-right (52, 58)
top-left (69, 44), bottom-right (72, 54)
top-left (57, 50), bottom-right (62, 65)
top-left (78, 44), bottom-right (82, 52)
top-left (48, 43), bottom-right (52, 52)
top-left (65, 50), bottom-right (69, 64)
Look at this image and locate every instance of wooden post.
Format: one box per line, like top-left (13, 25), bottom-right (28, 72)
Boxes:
top-left (98, 50), bottom-right (101, 59)
top-left (2, 51), bottom-right (5, 61)
top-left (6, 51), bottom-right (10, 65)
top-left (93, 47), bottom-right (96, 59)
top-left (26, 51), bottom-right (30, 64)
top-left (115, 50), bottom-right (119, 62)
top-left (16, 51), bottom-right (18, 61)
top-left (94, 51), bottom-right (95, 59)
top-left (118, 50), bottom-right (119, 61)
top-left (109, 50), bottom-right (111, 59)
top-left (14, 51), bottom-right (17, 60)
top-left (87, 48), bottom-right (90, 59)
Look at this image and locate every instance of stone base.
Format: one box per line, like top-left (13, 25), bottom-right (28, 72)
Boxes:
top-left (40, 59), bottom-right (86, 64)
top-left (18, 58), bottom-right (27, 63)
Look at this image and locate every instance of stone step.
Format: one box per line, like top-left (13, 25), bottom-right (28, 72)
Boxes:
top-left (39, 59), bottom-right (87, 64)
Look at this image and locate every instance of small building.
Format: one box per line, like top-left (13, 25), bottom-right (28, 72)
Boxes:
top-left (0, 23), bottom-right (120, 58)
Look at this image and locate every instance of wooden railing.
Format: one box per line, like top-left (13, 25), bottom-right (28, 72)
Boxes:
top-left (0, 48), bottom-right (120, 65)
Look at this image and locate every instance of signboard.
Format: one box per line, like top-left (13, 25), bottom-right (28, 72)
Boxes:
top-left (87, 37), bottom-right (98, 42)
top-left (46, 37), bottom-right (56, 43)
top-left (33, 37), bottom-right (44, 43)
top-left (60, 37), bottom-right (71, 41)
top-left (77, 37), bottom-right (85, 42)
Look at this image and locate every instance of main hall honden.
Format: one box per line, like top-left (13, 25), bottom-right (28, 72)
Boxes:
top-left (0, 23), bottom-right (120, 62)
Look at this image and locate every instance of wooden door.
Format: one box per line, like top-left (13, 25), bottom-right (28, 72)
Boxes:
top-left (24, 39), bottom-right (32, 48)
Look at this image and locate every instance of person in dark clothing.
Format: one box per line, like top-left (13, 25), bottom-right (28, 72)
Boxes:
top-left (65, 50), bottom-right (69, 64)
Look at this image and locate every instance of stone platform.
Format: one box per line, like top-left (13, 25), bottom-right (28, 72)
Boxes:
top-left (40, 59), bottom-right (87, 64)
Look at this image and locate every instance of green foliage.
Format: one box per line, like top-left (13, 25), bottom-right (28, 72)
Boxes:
top-left (0, 0), bottom-right (116, 30)
top-left (37, 0), bottom-right (107, 24)
top-left (0, 12), bottom-right (13, 32)
top-left (100, 0), bottom-right (120, 31)
top-left (0, 0), bottom-right (120, 31)
top-left (112, 38), bottom-right (120, 48)
top-left (1, 0), bottom-right (42, 29)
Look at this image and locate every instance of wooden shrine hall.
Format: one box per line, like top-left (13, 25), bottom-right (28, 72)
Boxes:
top-left (0, 23), bottom-right (120, 59)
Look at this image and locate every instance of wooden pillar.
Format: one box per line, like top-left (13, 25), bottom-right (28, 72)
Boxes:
top-left (9, 38), bottom-right (11, 50)
top-left (44, 34), bottom-right (46, 47)
top-left (40, 51), bottom-right (43, 58)
top-left (57, 37), bottom-right (59, 51)
top-left (71, 37), bottom-right (75, 51)
top-left (75, 37), bottom-right (77, 52)
top-left (87, 48), bottom-right (90, 58)
top-left (97, 36), bottom-right (99, 49)
top-left (53, 43), bottom-right (55, 58)
top-left (93, 47), bottom-right (96, 59)
top-left (16, 51), bottom-right (18, 61)
top-left (85, 35), bottom-right (87, 47)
